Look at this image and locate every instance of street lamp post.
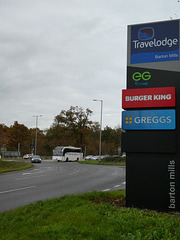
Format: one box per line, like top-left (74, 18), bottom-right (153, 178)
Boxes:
top-left (93, 99), bottom-right (103, 161)
top-left (33, 115), bottom-right (42, 155)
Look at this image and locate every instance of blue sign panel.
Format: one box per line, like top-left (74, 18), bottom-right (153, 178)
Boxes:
top-left (131, 20), bottom-right (179, 64)
top-left (122, 109), bottom-right (176, 130)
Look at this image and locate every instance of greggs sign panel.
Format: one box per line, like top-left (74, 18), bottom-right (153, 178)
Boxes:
top-left (122, 109), bottom-right (176, 130)
top-left (122, 87), bottom-right (175, 109)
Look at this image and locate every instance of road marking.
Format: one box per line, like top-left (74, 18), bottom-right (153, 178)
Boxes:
top-left (15, 175), bottom-right (44, 181)
top-left (22, 171), bottom-right (44, 175)
top-left (0, 186), bottom-right (36, 194)
top-left (68, 169), bottom-right (80, 176)
top-left (102, 189), bottom-right (110, 192)
top-left (114, 185), bottom-right (121, 188)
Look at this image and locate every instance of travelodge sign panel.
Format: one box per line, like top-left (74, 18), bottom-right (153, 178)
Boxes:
top-left (131, 20), bottom-right (179, 64)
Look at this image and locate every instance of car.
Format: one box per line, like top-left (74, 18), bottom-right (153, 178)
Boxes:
top-left (31, 155), bottom-right (41, 163)
top-left (23, 154), bottom-right (32, 159)
top-left (91, 155), bottom-right (100, 160)
top-left (121, 153), bottom-right (126, 157)
top-left (84, 155), bottom-right (94, 160)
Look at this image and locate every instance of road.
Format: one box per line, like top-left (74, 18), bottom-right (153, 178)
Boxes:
top-left (0, 161), bottom-right (125, 213)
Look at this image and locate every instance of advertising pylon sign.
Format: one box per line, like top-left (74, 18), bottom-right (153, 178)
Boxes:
top-left (122, 19), bottom-right (180, 211)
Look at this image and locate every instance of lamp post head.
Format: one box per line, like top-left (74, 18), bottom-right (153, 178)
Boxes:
top-left (93, 99), bottom-right (103, 102)
top-left (33, 115), bottom-right (42, 117)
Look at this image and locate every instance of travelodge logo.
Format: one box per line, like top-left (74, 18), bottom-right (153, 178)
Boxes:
top-left (138, 27), bottom-right (154, 40)
top-left (133, 30), bottom-right (178, 50)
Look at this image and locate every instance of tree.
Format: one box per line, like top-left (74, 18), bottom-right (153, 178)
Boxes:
top-left (0, 124), bottom-right (11, 149)
top-left (8, 121), bottom-right (31, 154)
top-left (0, 107), bottom-right (122, 157)
top-left (102, 126), bottom-right (122, 155)
top-left (53, 106), bottom-right (93, 146)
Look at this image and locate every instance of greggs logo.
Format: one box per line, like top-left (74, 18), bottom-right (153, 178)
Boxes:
top-left (125, 117), bottom-right (132, 124)
top-left (124, 115), bottom-right (172, 125)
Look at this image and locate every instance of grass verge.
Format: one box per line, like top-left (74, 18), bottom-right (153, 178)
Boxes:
top-left (0, 190), bottom-right (179, 240)
top-left (0, 160), bottom-right (34, 173)
top-left (79, 156), bottom-right (126, 166)
top-left (79, 160), bottom-right (125, 166)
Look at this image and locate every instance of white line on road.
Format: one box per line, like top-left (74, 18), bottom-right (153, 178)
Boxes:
top-left (102, 189), bottom-right (110, 192)
top-left (0, 186), bottom-right (36, 194)
top-left (15, 175), bottom-right (44, 181)
top-left (22, 171), bottom-right (44, 175)
top-left (68, 169), bottom-right (80, 176)
top-left (114, 185), bottom-right (121, 188)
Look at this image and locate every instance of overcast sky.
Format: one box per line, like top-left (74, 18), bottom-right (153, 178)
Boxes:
top-left (0, 0), bottom-right (179, 130)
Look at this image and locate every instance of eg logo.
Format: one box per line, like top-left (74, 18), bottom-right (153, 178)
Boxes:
top-left (138, 27), bottom-right (154, 40)
top-left (132, 71), bottom-right (151, 86)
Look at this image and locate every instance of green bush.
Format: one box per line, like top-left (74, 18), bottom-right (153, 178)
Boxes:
top-left (102, 156), bottom-right (126, 163)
